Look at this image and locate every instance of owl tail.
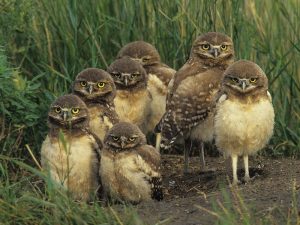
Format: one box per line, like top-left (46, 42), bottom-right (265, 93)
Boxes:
top-left (150, 177), bottom-right (163, 201)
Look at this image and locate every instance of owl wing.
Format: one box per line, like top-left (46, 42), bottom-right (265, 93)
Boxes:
top-left (135, 145), bottom-right (163, 201)
top-left (104, 103), bottom-right (120, 125)
top-left (160, 66), bottom-right (223, 148)
top-left (84, 128), bottom-right (103, 159)
top-left (146, 63), bottom-right (176, 86)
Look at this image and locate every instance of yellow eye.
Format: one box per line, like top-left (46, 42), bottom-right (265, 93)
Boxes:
top-left (129, 137), bottom-right (136, 142)
top-left (112, 73), bottom-right (121, 78)
top-left (142, 57), bottom-right (149, 62)
top-left (112, 136), bottom-right (119, 141)
top-left (80, 81), bottom-right (87, 87)
top-left (201, 44), bottom-right (210, 50)
top-left (231, 77), bottom-right (239, 83)
top-left (55, 107), bottom-right (61, 113)
top-left (220, 45), bottom-right (227, 51)
top-left (97, 82), bottom-right (105, 88)
top-left (131, 73), bottom-right (139, 79)
top-left (71, 108), bottom-right (80, 114)
top-left (249, 78), bottom-right (257, 83)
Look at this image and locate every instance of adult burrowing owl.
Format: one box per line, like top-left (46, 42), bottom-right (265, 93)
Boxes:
top-left (73, 68), bottom-right (119, 141)
top-left (100, 122), bottom-right (163, 203)
top-left (107, 57), bottom-right (152, 134)
top-left (117, 41), bottom-right (176, 86)
top-left (214, 60), bottom-right (274, 185)
top-left (158, 32), bottom-right (234, 173)
top-left (41, 94), bottom-right (102, 201)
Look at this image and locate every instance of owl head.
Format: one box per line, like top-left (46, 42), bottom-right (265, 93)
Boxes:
top-left (73, 68), bottom-right (116, 104)
top-left (191, 32), bottom-right (234, 64)
top-left (117, 41), bottom-right (161, 66)
top-left (104, 122), bottom-right (146, 151)
top-left (222, 60), bottom-right (268, 96)
top-left (107, 57), bottom-right (148, 91)
top-left (48, 94), bottom-right (89, 130)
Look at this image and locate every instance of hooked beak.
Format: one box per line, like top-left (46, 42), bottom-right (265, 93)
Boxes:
top-left (62, 110), bottom-right (70, 122)
top-left (240, 80), bottom-right (247, 91)
top-left (123, 75), bottom-right (129, 86)
top-left (212, 48), bottom-right (220, 58)
top-left (88, 85), bottom-right (93, 94)
top-left (120, 136), bottom-right (127, 149)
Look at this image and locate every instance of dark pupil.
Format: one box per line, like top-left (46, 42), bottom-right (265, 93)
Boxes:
top-left (203, 44), bottom-right (209, 49)
top-left (114, 73), bottom-right (120, 78)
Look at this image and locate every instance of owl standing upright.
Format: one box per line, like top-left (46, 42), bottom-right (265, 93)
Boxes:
top-left (41, 94), bottom-right (102, 201)
top-left (107, 57), bottom-right (152, 134)
top-left (73, 68), bottom-right (119, 141)
top-left (100, 122), bottom-right (163, 203)
top-left (117, 42), bottom-right (176, 142)
top-left (158, 32), bottom-right (235, 173)
top-left (214, 60), bottom-right (274, 185)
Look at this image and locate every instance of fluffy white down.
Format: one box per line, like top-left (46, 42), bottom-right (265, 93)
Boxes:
top-left (214, 95), bottom-right (274, 156)
top-left (41, 134), bottom-right (99, 201)
top-left (100, 151), bottom-right (159, 202)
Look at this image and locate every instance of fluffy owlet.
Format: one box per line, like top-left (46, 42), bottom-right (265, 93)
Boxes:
top-left (73, 68), bottom-right (119, 141)
top-left (100, 122), bottom-right (163, 203)
top-left (41, 94), bottom-right (102, 201)
top-left (214, 60), bottom-right (274, 185)
top-left (117, 41), bottom-right (176, 86)
top-left (158, 32), bottom-right (235, 173)
top-left (107, 57), bottom-right (152, 134)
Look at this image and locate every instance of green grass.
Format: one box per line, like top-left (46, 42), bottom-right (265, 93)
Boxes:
top-left (0, 0), bottom-right (300, 224)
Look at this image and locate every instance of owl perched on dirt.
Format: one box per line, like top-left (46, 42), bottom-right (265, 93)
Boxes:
top-left (214, 60), bottom-right (274, 185)
top-left (100, 122), bottom-right (163, 203)
top-left (117, 41), bottom-right (176, 87)
top-left (107, 57), bottom-right (152, 134)
top-left (158, 32), bottom-right (235, 173)
top-left (73, 68), bottom-right (119, 141)
top-left (41, 94), bottom-right (102, 201)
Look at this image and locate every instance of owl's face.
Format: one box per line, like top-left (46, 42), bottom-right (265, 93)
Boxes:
top-left (73, 68), bottom-right (116, 103)
top-left (192, 32), bottom-right (234, 61)
top-left (117, 41), bottom-right (161, 66)
top-left (104, 122), bottom-right (146, 151)
top-left (222, 60), bottom-right (268, 95)
top-left (48, 94), bottom-right (89, 129)
top-left (107, 57), bottom-right (148, 90)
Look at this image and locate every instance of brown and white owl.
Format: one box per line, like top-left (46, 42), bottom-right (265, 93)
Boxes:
top-left (107, 57), bottom-right (152, 134)
top-left (41, 94), bottom-right (102, 201)
top-left (214, 60), bottom-right (274, 185)
top-left (157, 32), bottom-right (235, 173)
top-left (73, 68), bottom-right (119, 141)
top-left (100, 122), bottom-right (163, 203)
top-left (117, 41), bottom-right (176, 87)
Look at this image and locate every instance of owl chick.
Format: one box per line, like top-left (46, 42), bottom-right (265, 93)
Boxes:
top-left (73, 68), bottom-right (119, 141)
top-left (214, 60), bottom-right (274, 185)
top-left (100, 122), bottom-right (163, 203)
top-left (107, 57), bottom-right (152, 134)
top-left (41, 94), bottom-right (102, 201)
top-left (117, 41), bottom-right (176, 86)
top-left (158, 32), bottom-right (234, 173)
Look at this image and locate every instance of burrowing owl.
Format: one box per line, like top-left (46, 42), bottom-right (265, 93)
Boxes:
top-left (158, 32), bottom-right (234, 173)
top-left (117, 41), bottom-right (176, 86)
top-left (100, 122), bottom-right (163, 203)
top-left (214, 60), bottom-right (274, 185)
top-left (107, 57), bottom-right (151, 134)
top-left (41, 94), bottom-right (102, 201)
top-left (73, 68), bottom-right (119, 141)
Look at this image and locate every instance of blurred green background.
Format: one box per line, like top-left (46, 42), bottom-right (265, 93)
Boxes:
top-left (1, 0), bottom-right (299, 160)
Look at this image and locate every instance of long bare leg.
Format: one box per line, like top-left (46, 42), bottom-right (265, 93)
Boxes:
top-left (155, 133), bottom-right (161, 152)
top-left (231, 154), bottom-right (239, 185)
top-left (200, 142), bottom-right (206, 171)
top-left (184, 139), bottom-right (192, 174)
top-left (243, 155), bottom-right (250, 182)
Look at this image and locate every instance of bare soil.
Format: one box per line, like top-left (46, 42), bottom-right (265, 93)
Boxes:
top-left (135, 154), bottom-right (300, 225)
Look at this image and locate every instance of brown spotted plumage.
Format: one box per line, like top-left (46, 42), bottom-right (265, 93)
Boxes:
top-left (73, 68), bottom-right (119, 141)
top-left (157, 32), bottom-right (235, 173)
top-left (214, 60), bottom-right (274, 185)
top-left (100, 122), bottom-right (163, 203)
top-left (40, 94), bottom-right (102, 201)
